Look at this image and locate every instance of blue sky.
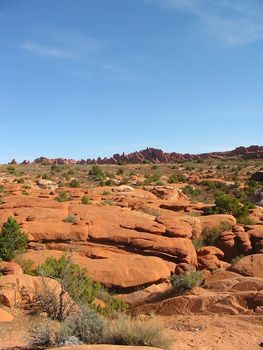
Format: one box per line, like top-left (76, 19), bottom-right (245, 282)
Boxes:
top-left (0, 0), bottom-right (262, 162)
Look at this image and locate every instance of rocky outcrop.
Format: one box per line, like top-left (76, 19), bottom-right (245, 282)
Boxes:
top-left (230, 254), bottom-right (263, 278)
top-left (129, 272), bottom-right (263, 316)
top-left (26, 145), bottom-right (263, 165)
top-left (0, 274), bottom-right (67, 307)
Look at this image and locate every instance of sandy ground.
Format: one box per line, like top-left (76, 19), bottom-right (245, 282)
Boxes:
top-left (163, 314), bottom-right (263, 350)
top-left (0, 308), bottom-right (263, 350)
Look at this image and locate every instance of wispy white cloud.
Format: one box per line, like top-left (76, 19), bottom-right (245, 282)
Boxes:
top-left (21, 41), bottom-right (78, 59)
top-left (21, 32), bottom-right (107, 59)
top-left (20, 31), bottom-right (138, 81)
top-left (147, 0), bottom-right (263, 46)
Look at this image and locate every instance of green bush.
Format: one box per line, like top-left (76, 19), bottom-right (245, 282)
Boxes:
top-left (182, 185), bottom-right (200, 197)
top-left (69, 179), bottom-right (80, 188)
top-left (59, 306), bottom-right (105, 345)
top-left (116, 168), bottom-right (124, 175)
top-left (0, 184), bottom-right (4, 193)
top-left (81, 195), bottom-right (91, 205)
top-left (63, 215), bottom-right (78, 224)
top-left (35, 255), bottom-right (126, 317)
top-left (36, 255), bottom-right (101, 306)
top-left (30, 308), bottom-right (169, 349)
top-left (103, 313), bottom-right (170, 349)
top-left (143, 174), bottom-right (161, 185)
top-left (201, 222), bottom-right (232, 246)
top-left (14, 256), bottom-right (34, 274)
top-left (7, 165), bottom-right (16, 174)
top-left (42, 173), bottom-right (51, 180)
top-left (89, 165), bottom-right (105, 181)
top-left (55, 191), bottom-right (72, 202)
top-left (0, 217), bottom-right (28, 261)
top-left (168, 174), bottom-right (186, 183)
top-left (170, 270), bottom-right (203, 293)
top-left (207, 193), bottom-right (251, 224)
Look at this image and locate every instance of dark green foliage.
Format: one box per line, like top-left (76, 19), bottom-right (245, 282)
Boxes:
top-left (0, 217), bottom-right (28, 261)
top-left (201, 180), bottom-right (230, 193)
top-left (42, 173), bottom-right (51, 180)
top-left (0, 185), bottom-right (5, 193)
top-left (81, 195), bottom-right (91, 205)
top-left (7, 165), bottom-right (16, 174)
top-left (69, 179), bottom-right (80, 188)
top-left (206, 193), bottom-right (251, 224)
top-left (55, 191), bottom-right (72, 202)
top-left (168, 174), bottom-right (186, 183)
top-left (182, 185), bottom-right (201, 197)
top-left (116, 168), bottom-right (124, 175)
top-left (36, 255), bottom-right (101, 306)
top-left (35, 255), bottom-right (126, 315)
top-left (143, 174), bottom-right (161, 185)
top-left (170, 270), bottom-right (203, 293)
top-left (201, 222), bottom-right (232, 246)
top-left (88, 165), bottom-right (105, 181)
top-left (50, 164), bottom-right (61, 172)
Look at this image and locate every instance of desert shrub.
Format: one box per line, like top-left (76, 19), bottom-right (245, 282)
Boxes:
top-left (102, 191), bottom-right (111, 196)
top-left (182, 185), bottom-right (200, 197)
top-left (7, 165), bottom-right (16, 174)
top-left (55, 191), bottom-right (72, 202)
top-left (170, 270), bottom-right (203, 293)
top-left (103, 199), bottom-right (115, 206)
top-left (88, 165), bottom-right (105, 181)
top-left (34, 277), bottom-right (75, 321)
top-left (14, 256), bottom-right (34, 274)
top-left (30, 320), bottom-right (55, 347)
top-left (63, 215), bottom-right (78, 224)
top-left (105, 179), bottom-right (114, 186)
top-left (81, 195), bottom-right (91, 205)
top-left (69, 179), bottom-right (80, 188)
top-left (105, 171), bottom-right (115, 179)
top-left (143, 174), bottom-right (161, 185)
top-left (103, 314), bottom-right (170, 349)
top-left (0, 184), bottom-right (4, 193)
top-left (168, 174), bottom-right (186, 183)
top-left (96, 288), bottom-right (127, 316)
top-left (201, 180), bottom-right (229, 193)
top-left (201, 222), bottom-right (232, 246)
top-left (58, 306), bottom-right (105, 345)
top-left (50, 164), bottom-right (61, 172)
top-left (14, 177), bottom-right (25, 184)
top-left (42, 173), bottom-right (51, 180)
top-left (36, 255), bottom-right (101, 307)
top-left (0, 217), bottom-right (28, 261)
top-left (207, 193), bottom-right (251, 224)
top-left (117, 168), bottom-right (124, 175)
top-left (192, 238), bottom-right (204, 250)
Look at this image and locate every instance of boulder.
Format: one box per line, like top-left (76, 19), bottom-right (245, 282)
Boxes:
top-left (18, 250), bottom-right (171, 290)
top-left (37, 179), bottom-right (58, 190)
top-left (0, 274), bottom-right (64, 307)
top-left (0, 261), bottom-right (23, 275)
top-left (197, 246), bottom-right (229, 271)
top-left (199, 215), bottom-right (236, 230)
top-left (230, 254), bottom-right (263, 278)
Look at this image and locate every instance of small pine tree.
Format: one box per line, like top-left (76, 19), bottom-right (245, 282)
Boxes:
top-left (0, 217), bottom-right (28, 261)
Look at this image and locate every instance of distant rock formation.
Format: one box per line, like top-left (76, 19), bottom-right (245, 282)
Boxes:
top-left (21, 145), bottom-right (263, 165)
